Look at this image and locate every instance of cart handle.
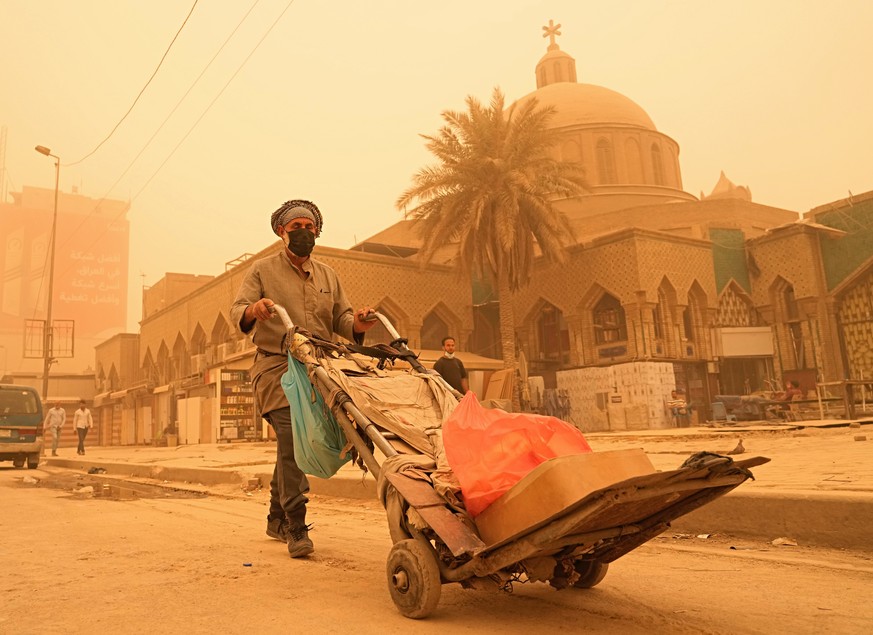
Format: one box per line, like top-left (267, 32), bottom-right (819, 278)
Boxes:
top-left (269, 304), bottom-right (295, 331)
top-left (360, 311), bottom-right (401, 341)
top-left (270, 305), bottom-right (401, 342)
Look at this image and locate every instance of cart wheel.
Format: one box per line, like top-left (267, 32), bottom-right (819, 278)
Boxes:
top-left (386, 539), bottom-right (441, 619)
top-left (573, 560), bottom-right (608, 588)
top-left (12, 457), bottom-right (25, 468)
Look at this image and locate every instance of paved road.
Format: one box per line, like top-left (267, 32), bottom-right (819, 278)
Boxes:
top-left (3, 466), bottom-right (872, 634)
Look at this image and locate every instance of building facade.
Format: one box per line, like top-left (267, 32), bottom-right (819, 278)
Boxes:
top-left (89, 27), bottom-right (873, 441)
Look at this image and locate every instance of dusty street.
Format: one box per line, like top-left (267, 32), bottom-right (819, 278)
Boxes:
top-left (2, 465), bottom-right (872, 635)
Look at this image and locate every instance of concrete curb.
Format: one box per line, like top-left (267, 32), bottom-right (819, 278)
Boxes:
top-left (670, 489), bottom-right (873, 551)
top-left (47, 458), bottom-right (252, 487)
top-left (46, 457), bottom-right (872, 551)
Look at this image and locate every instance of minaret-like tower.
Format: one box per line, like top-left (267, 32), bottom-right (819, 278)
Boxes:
top-left (535, 19), bottom-right (577, 88)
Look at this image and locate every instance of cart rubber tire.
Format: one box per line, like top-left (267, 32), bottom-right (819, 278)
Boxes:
top-left (573, 560), bottom-right (609, 588)
top-left (386, 539), bottom-right (441, 619)
top-left (27, 454), bottom-right (40, 469)
top-left (12, 457), bottom-right (25, 468)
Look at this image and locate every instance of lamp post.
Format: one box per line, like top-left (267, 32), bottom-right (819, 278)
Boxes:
top-left (34, 145), bottom-right (60, 402)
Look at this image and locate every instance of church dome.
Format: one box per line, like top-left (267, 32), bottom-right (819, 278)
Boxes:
top-left (515, 82), bottom-right (657, 131)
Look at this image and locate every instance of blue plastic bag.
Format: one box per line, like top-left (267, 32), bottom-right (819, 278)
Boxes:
top-left (280, 355), bottom-right (350, 478)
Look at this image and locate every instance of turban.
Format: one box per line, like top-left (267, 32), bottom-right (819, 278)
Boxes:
top-left (270, 199), bottom-right (323, 237)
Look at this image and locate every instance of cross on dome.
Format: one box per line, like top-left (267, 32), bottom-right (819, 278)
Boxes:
top-left (542, 19), bottom-right (562, 50)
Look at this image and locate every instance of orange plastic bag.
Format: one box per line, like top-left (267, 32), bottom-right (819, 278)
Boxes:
top-left (442, 393), bottom-right (592, 517)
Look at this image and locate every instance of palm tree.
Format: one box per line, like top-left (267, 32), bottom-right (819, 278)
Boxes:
top-left (397, 87), bottom-right (589, 387)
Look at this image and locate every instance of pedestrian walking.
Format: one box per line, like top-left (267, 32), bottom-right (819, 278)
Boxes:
top-left (43, 402), bottom-right (66, 456)
top-left (230, 199), bottom-right (376, 558)
top-left (73, 399), bottom-right (93, 455)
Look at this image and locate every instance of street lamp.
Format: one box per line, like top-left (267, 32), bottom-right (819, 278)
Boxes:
top-left (34, 144), bottom-right (60, 403)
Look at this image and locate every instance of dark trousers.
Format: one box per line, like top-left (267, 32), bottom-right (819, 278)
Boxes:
top-left (265, 407), bottom-right (310, 526)
top-left (76, 428), bottom-right (88, 454)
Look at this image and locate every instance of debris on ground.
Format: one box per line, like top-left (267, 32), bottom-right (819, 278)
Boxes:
top-left (771, 537), bottom-right (798, 547)
top-left (854, 435), bottom-right (867, 442)
top-left (87, 467), bottom-right (107, 474)
top-left (22, 475), bottom-right (39, 484)
top-left (697, 533), bottom-right (711, 539)
top-left (73, 485), bottom-right (95, 495)
top-left (726, 439), bottom-right (745, 455)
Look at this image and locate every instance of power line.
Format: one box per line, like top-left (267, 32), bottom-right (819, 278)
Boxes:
top-left (53, 0), bottom-right (262, 259)
top-left (131, 0), bottom-right (296, 201)
top-left (53, 0), bottom-right (297, 288)
top-left (64, 0), bottom-right (200, 167)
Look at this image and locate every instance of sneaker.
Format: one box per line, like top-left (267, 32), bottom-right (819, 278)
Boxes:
top-left (265, 516), bottom-right (290, 542)
top-left (287, 524), bottom-right (314, 558)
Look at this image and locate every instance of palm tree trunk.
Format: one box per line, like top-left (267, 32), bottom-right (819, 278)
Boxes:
top-left (496, 267), bottom-right (520, 411)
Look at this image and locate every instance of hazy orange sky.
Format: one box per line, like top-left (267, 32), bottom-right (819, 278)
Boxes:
top-left (2, 1), bottom-right (871, 331)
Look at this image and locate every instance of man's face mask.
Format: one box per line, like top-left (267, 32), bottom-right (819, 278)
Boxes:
top-left (284, 228), bottom-right (315, 257)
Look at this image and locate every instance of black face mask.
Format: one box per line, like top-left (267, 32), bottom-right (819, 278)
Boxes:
top-left (285, 228), bottom-right (315, 257)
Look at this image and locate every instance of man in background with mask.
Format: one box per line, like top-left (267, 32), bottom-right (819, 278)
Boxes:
top-left (433, 336), bottom-right (468, 394)
top-left (231, 199), bottom-right (375, 557)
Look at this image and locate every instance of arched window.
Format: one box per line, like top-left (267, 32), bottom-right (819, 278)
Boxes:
top-left (651, 143), bottom-right (664, 185)
top-left (537, 302), bottom-right (570, 364)
top-left (596, 139), bottom-right (616, 184)
top-left (367, 308), bottom-right (400, 346)
top-left (624, 138), bottom-right (643, 182)
top-left (682, 306), bottom-right (694, 343)
top-left (784, 285), bottom-right (799, 321)
top-left (593, 294), bottom-right (626, 344)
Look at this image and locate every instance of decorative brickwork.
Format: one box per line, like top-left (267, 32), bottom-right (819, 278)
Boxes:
top-left (838, 267), bottom-right (873, 378)
top-left (714, 282), bottom-right (757, 327)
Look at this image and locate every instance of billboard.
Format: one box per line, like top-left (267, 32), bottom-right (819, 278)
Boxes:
top-left (0, 186), bottom-right (129, 372)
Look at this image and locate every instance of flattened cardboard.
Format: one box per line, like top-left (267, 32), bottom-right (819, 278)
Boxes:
top-left (473, 449), bottom-right (656, 546)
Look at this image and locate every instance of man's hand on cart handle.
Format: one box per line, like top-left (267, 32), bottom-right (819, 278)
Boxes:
top-left (353, 307), bottom-right (377, 333)
top-left (249, 298), bottom-right (276, 322)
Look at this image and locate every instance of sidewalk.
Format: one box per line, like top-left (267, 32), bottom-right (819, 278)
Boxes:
top-left (45, 417), bottom-right (873, 551)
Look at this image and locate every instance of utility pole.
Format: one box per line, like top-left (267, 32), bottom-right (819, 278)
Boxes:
top-left (35, 145), bottom-right (60, 401)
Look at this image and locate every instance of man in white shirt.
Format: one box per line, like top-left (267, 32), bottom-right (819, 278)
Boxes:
top-left (73, 400), bottom-right (93, 455)
top-left (43, 402), bottom-right (66, 456)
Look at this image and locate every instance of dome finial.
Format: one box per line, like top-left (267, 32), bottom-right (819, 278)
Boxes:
top-left (542, 19), bottom-right (562, 51)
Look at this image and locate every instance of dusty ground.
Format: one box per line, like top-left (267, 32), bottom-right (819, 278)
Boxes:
top-left (2, 465), bottom-right (872, 635)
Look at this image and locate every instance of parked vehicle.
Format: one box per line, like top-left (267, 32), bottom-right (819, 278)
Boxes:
top-left (0, 385), bottom-right (44, 469)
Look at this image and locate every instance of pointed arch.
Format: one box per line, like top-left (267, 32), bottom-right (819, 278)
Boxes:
top-left (210, 313), bottom-right (233, 346)
top-left (770, 275), bottom-right (800, 322)
top-left (683, 281), bottom-right (708, 354)
top-left (714, 280), bottom-right (758, 327)
top-left (524, 298), bottom-right (570, 364)
top-left (171, 333), bottom-right (187, 380)
top-left (142, 348), bottom-right (159, 385)
top-left (190, 323), bottom-right (207, 355)
top-left (108, 365), bottom-right (120, 392)
top-left (592, 292), bottom-right (627, 345)
top-left (368, 296), bottom-right (410, 346)
top-left (156, 343), bottom-right (170, 385)
top-left (654, 277), bottom-right (678, 343)
top-left (421, 301), bottom-right (461, 351)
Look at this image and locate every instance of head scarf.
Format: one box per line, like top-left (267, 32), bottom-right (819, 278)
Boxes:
top-left (270, 199), bottom-right (323, 237)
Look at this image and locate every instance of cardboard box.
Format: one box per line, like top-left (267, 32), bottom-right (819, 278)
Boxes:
top-left (473, 449), bottom-right (656, 546)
